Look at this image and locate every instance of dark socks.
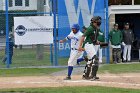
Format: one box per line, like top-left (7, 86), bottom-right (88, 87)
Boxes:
top-left (68, 66), bottom-right (73, 77)
top-left (77, 57), bottom-right (84, 64)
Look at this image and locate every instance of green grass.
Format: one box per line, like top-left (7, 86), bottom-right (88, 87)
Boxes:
top-left (0, 86), bottom-right (140, 93)
top-left (0, 68), bottom-right (65, 77)
top-left (0, 63), bottom-right (139, 77)
top-left (0, 48), bottom-right (140, 77)
top-left (99, 63), bottom-right (140, 74)
top-left (0, 48), bottom-right (68, 68)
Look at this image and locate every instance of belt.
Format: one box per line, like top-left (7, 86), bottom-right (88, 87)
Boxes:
top-left (95, 43), bottom-right (100, 45)
top-left (86, 42), bottom-right (92, 44)
top-left (86, 42), bottom-right (95, 45)
top-left (71, 48), bottom-right (78, 50)
top-left (114, 44), bottom-right (120, 46)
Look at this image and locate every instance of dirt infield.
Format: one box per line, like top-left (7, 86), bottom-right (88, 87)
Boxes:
top-left (0, 73), bottom-right (140, 89)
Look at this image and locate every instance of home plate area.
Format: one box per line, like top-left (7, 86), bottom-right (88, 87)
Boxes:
top-left (0, 73), bottom-right (140, 89)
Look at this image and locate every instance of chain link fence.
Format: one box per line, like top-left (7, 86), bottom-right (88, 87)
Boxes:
top-left (0, 0), bottom-right (68, 68)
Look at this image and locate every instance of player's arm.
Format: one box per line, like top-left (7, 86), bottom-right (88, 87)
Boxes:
top-left (60, 36), bottom-right (71, 43)
top-left (78, 35), bottom-right (85, 51)
top-left (59, 38), bottom-right (67, 43)
top-left (60, 32), bottom-right (72, 43)
top-left (78, 27), bottom-right (92, 51)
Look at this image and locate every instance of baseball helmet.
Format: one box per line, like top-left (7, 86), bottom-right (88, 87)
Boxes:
top-left (91, 16), bottom-right (102, 26)
top-left (91, 16), bottom-right (101, 23)
top-left (71, 24), bottom-right (80, 31)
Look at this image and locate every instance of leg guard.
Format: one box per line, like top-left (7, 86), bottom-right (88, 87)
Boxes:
top-left (82, 55), bottom-right (96, 79)
top-left (91, 65), bottom-right (99, 78)
top-left (83, 64), bottom-right (91, 79)
top-left (90, 56), bottom-right (99, 78)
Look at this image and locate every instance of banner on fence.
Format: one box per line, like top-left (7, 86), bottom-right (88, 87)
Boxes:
top-left (58, 0), bottom-right (105, 57)
top-left (14, 16), bottom-right (53, 45)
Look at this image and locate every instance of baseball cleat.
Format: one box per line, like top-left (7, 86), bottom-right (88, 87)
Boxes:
top-left (90, 76), bottom-right (100, 81)
top-left (64, 76), bottom-right (71, 80)
top-left (82, 75), bottom-right (90, 80)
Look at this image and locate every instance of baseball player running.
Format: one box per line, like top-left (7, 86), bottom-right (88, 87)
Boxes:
top-left (76, 26), bottom-right (88, 65)
top-left (60, 24), bottom-right (83, 80)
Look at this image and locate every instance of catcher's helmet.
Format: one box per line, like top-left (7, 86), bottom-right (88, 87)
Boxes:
top-left (91, 16), bottom-right (101, 26)
top-left (71, 24), bottom-right (80, 31)
top-left (91, 16), bottom-right (101, 23)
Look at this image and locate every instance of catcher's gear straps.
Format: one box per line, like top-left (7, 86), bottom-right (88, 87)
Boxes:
top-left (83, 64), bottom-right (91, 79)
top-left (91, 56), bottom-right (99, 77)
top-left (83, 55), bottom-right (97, 78)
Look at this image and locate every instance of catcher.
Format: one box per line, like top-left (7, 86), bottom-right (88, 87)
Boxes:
top-left (78, 16), bottom-right (108, 80)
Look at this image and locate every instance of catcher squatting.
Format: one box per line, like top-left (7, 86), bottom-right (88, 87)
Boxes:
top-left (60, 16), bottom-right (108, 81)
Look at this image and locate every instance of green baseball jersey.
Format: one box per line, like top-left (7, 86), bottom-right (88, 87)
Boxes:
top-left (109, 29), bottom-right (122, 45)
top-left (83, 25), bottom-right (96, 44)
top-left (97, 30), bottom-right (105, 42)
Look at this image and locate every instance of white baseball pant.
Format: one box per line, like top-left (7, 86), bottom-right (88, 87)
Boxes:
top-left (123, 45), bottom-right (131, 61)
top-left (95, 45), bottom-right (103, 63)
top-left (68, 49), bottom-right (83, 66)
top-left (139, 49), bottom-right (140, 60)
top-left (84, 43), bottom-right (96, 65)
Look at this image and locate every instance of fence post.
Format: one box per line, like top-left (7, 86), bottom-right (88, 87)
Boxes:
top-left (49, 0), bottom-right (54, 65)
top-left (50, 22), bottom-right (53, 65)
top-left (5, 0), bottom-right (10, 68)
top-left (53, 0), bottom-right (58, 66)
top-left (105, 0), bottom-right (110, 64)
top-left (36, 0), bottom-right (44, 60)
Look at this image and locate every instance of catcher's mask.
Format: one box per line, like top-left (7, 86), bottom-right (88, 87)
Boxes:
top-left (91, 16), bottom-right (101, 26)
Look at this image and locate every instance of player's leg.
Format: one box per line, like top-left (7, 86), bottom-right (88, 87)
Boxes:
top-left (77, 51), bottom-right (85, 65)
top-left (85, 44), bottom-right (96, 64)
top-left (95, 45), bottom-right (99, 54)
top-left (77, 54), bottom-right (88, 65)
top-left (85, 45), bottom-right (99, 79)
top-left (90, 56), bottom-right (99, 80)
top-left (82, 61), bottom-right (91, 80)
top-left (127, 45), bottom-right (131, 62)
top-left (64, 50), bottom-right (78, 80)
top-left (116, 48), bottom-right (121, 63)
top-left (64, 50), bottom-right (83, 80)
top-left (83, 43), bottom-right (96, 79)
top-left (90, 45), bottom-right (100, 80)
top-left (113, 48), bottom-right (117, 64)
top-left (123, 45), bottom-right (127, 62)
top-left (99, 47), bottom-right (103, 63)
top-left (139, 49), bottom-right (140, 62)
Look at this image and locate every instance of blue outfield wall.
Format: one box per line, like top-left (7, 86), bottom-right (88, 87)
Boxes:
top-left (58, 0), bottom-right (106, 57)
